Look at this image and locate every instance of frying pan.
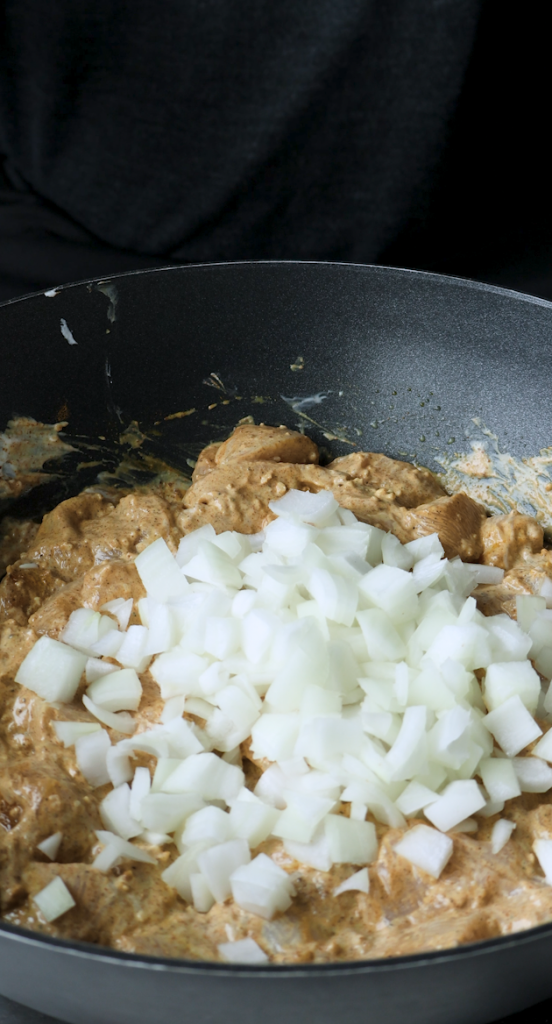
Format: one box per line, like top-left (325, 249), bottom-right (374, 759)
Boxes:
top-left (2, 261), bottom-right (552, 1024)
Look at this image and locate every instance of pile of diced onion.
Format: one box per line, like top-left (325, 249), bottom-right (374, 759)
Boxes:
top-left (16, 488), bottom-right (552, 941)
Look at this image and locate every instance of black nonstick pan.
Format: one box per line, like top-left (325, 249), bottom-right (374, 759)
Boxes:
top-left (2, 261), bottom-right (552, 1024)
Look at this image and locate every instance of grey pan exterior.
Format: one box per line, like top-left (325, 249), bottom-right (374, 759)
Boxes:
top-left (1, 261), bottom-right (552, 1024)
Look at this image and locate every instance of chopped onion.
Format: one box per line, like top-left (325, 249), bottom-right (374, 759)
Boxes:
top-left (75, 728), bottom-right (111, 786)
top-left (218, 937), bottom-right (269, 964)
top-left (37, 832), bottom-right (62, 861)
top-left (33, 876), bottom-right (75, 922)
top-left (491, 819), bottom-right (516, 854)
top-left (53, 721), bottom-right (101, 747)
top-left (230, 852), bottom-right (295, 919)
top-left (15, 636), bottom-right (86, 703)
top-left (82, 694), bottom-right (135, 734)
top-left (333, 867), bottom-right (369, 896)
top-left (394, 824), bottom-right (453, 879)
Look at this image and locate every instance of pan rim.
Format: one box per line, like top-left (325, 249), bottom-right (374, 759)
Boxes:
top-left (1, 258), bottom-right (552, 312)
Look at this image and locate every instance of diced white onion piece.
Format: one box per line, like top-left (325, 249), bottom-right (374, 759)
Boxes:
top-left (116, 625), bottom-right (151, 672)
top-left (82, 695), bottom-right (136, 734)
top-left (483, 695), bottom-right (542, 758)
top-left (60, 608), bottom-right (118, 655)
top-left (87, 667), bottom-right (142, 712)
top-left (272, 793), bottom-right (335, 844)
top-left (184, 541), bottom-right (243, 590)
top-left (269, 488), bottom-right (338, 526)
top-left (229, 798), bottom-right (280, 849)
top-left (394, 824), bottom-right (453, 878)
top-left (204, 616), bottom-right (241, 659)
top-left (33, 876), bottom-right (75, 922)
top-left (144, 600), bottom-right (179, 655)
top-left (161, 752), bottom-right (244, 804)
top-left (100, 783), bottom-right (142, 839)
top-left (141, 792), bottom-right (204, 833)
top-left (190, 872), bottom-right (215, 913)
top-left (37, 832), bottom-right (62, 861)
top-left (101, 597), bottom-right (134, 631)
top-left (151, 650), bottom-right (209, 699)
top-left (89, 629), bottom-right (124, 658)
top-left (230, 852), bottom-right (294, 919)
top-left (359, 564), bottom-right (418, 623)
top-left (405, 534), bottom-right (444, 562)
top-left (478, 757), bottom-right (521, 802)
top-left (284, 829), bottom-right (333, 871)
top-left (15, 636), bottom-right (87, 703)
top-left (491, 819), bottom-right (516, 854)
top-left (93, 830), bottom-right (156, 867)
top-left (75, 728), bottom-right (111, 786)
top-left (484, 661), bottom-right (541, 715)
top-left (163, 717), bottom-right (205, 757)
top-left (130, 766), bottom-right (151, 821)
top-left (106, 745), bottom-right (133, 787)
top-left (161, 839), bottom-right (216, 901)
top-left (85, 658), bottom-right (119, 683)
top-left (306, 568), bottom-right (358, 626)
top-left (531, 730), bottom-right (552, 763)
top-left (242, 609), bottom-right (279, 664)
top-left (385, 706), bottom-right (428, 781)
top-left (357, 608), bottom-right (406, 662)
top-left (251, 713), bottom-right (300, 763)
top-left (176, 525), bottom-right (217, 567)
top-left (534, 838), bottom-right (552, 883)
top-left (160, 695), bottom-right (186, 722)
top-left (424, 780), bottom-right (486, 832)
top-left (218, 937), bottom-right (269, 963)
top-left (333, 867), bottom-right (369, 896)
top-left (395, 781), bottom-right (439, 817)
top-left (324, 815), bottom-right (377, 864)
top-left (512, 757), bottom-right (552, 793)
top-left (53, 721), bottom-right (101, 747)
top-left (181, 806), bottom-right (233, 847)
top-left (197, 838), bottom-right (251, 903)
top-left (135, 537), bottom-right (189, 601)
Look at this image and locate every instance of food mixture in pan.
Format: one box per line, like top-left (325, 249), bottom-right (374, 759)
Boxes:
top-left (3, 422), bottom-right (552, 964)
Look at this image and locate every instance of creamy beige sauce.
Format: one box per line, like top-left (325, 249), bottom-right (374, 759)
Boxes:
top-left (3, 423), bottom-right (552, 962)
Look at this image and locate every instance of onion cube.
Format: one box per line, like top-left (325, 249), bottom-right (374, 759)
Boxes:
top-left (357, 608), bottom-right (406, 662)
top-left (82, 695), bottom-right (136, 734)
top-left (395, 781), bottom-right (439, 817)
top-left (135, 537), bottom-right (189, 601)
top-left (385, 706), bottom-right (429, 781)
top-left (230, 852), bottom-right (295, 919)
top-left (100, 783), bottom-right (142, 839)
top-left (484, 661), bottom-right (540, 715)
top-left (161, 752), bottom-right (244, 803)
top-left (116, 625), bottom-right (151, 672)
top-left (53, 721), bottom-right (101, 747)
top-left (242, 609), bottom-right (279, 664)
top-left (87, 667), bottom-right (142, 712)
top-left (75, 728), bottom-right (111, 786)
top-left (204, 617), bottom-right (240, 659)
top-left (491, 819), bottom-right (516, 854)
top-left (190, 872), bottom-right (215, 913)
top-left (92, 831), bottom-right (156, 869)
top-left (533, 838), bottom-right (552, 883)
top-left (424, 780), bottom-right (486, 832)
top-left (512, 757), bottom-right (552, 793)
top-left (184, 541), bottom-right (243, 589)
top-left (333, 867), bottom-right (370, 896)
top-left (218, 937), bottom-right (269, 963)
top-left (101, 597), bottom-right (133, 631)
top-left (531, 730), bottom-right (552, 764)
top-left (358, 564), bottom-right (418, 623)
top-left (85, 658), bottom-right (118, 684)
top-left (516, 595), bottom-right (547, 634)
top-left (426, 623), bottom-right (492, 671)
top-left (394, 824), bottom-right (453, 878)
top-left (130, 766), bottom-right (151, 821)
top-left (229, 798), bottom-right (280, 849)
top-left (33, 876), bottom-right (76, 922)
top-left (483, 695), bottom-right (542, 757)
top-left (251, 713), bottom-right (300, 762)
top-left (324, 816), bottom-right (377, 864)
top-left (151, 650), bottom-right (209, 698)
top-left (306, 568), bottom-right (358, 626)
top-left (60, 608), bottom-right (117, 656)
top-left (176, 525), bottom-right (217, 567)
top-left (272, 793), bottom-right (335, 844)
top-left (37, 832), bottom-right (62, 861)
top-left (197, 838), bottom-right (250, 903)
top-left (284, 829), bottom-right (333, 871)
top-left (106, 745), bottom-right (133, 787)
top-left (141, 792), bottom-right (203, 833)
top-left (181, 806), bottom-right (233, 847)
top-left (269, 488), bottom-right (339, 526)
top-left (15, 636), bottom-right (87, 703)
top-left (478, 757), bottom-right (521, 802)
